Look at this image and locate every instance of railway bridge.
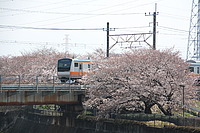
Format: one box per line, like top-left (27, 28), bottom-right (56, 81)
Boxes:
top-left (0, 75), bottom-right (86, 111)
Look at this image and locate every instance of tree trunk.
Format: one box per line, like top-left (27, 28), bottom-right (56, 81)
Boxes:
top-left (144, 102), bottom-right (155, 114)
top-left (156, 103), bottom-right (172, 116)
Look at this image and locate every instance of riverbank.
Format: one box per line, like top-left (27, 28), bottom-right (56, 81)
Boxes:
top-left (1, 109), bottom-right (200, 133)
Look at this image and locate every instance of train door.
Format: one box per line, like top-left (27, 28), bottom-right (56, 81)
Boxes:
top-left (79, 63), bottom-right (83, 75)
top-left (74, 62), bottom-right (83, 78)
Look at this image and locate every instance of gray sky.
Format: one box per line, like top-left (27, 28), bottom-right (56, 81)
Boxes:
top-left (0, 0), bottom-right (191, 59)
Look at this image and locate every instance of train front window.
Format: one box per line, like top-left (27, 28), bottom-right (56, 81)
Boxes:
top-left (58, 59), bottom-right (72, 72)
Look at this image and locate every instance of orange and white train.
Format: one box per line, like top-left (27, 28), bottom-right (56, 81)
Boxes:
top-left (187, 60), bottom-right (200, 77)
top-left (57, 59), bottom-right (200, 83)
top-left (57, 58), bottom-right (91, 83)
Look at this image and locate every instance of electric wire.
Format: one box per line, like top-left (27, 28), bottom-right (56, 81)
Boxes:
top-left (0, 40), bottom-right (103, 46)
top-left (0, 0), bottom-right (98, 18)
top-left (0, 0), bottom-right (159, 27)
top-left (0, 0), bottom-right (71, 17)
top-left (0, 25), bottom-right (150, 31)
top-left (158, 32), bottom-right (187, 36)
top-left (158, 26), bottom-right (189, 33)
top-left (0, 0), bottom-right (139, 17)
top-left (0, 8), bottom-right (143, 15)
top-left (0, 0), bottom-right (145, 26)
top-left (0, 25), bottom-right (105, 30)
top-left (159, 4), bottom-right (190, 12)
top-left (30, 0), bottom-right (164, 27)
top-left (160, 12), bottom-right (189, 21)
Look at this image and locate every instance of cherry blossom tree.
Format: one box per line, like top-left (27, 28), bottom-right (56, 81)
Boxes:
top-left (0, 48), bottom-right (74, 82)
top-left (83, 49), bottom-right (196, 116)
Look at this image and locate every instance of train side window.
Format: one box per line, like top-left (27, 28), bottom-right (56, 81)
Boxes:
top-left (74, 63), bottom-right (78, 67)
top-left (189, 67), bottom-right (194, 72)
top-left (88, 64), bottom-right (90, 68)
top-left (197, 67), bottom-right (200, 74)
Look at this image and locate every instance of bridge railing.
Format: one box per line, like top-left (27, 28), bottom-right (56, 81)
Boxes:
top-left (0, 75), bottom-right (61, 84)
top-left (0, 75), bottom-right (87, 92)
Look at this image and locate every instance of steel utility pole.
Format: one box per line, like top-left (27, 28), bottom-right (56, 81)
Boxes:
top-left (153, 8), bottom-right (157, 50)
top-left (103, 22), bottom-right (115, 58)
top-left (145, 3), bottom-right (158, 50)
top-left (107, 22), bottom-right (109, 58)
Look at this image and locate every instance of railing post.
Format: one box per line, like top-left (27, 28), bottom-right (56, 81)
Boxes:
top-left (53, 76), bottom-right (55, 93)
top-left (0, 75), bottom-right (2, 93)
top-left (36, 75), bottom-right (39, 93)
top-left (18, 75), bottom-right (21, 90)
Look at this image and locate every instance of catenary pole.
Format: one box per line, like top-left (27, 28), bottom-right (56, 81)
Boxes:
top-left (145, 3), bottom-right (158, 50)
top-left (153, 4), bottom-right (157, 50)
top-left (107, 22), bottom-right (109, 58)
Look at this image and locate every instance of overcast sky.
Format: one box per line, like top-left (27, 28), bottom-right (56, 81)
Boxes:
top-left (0, 0), bottom-right (192, 59)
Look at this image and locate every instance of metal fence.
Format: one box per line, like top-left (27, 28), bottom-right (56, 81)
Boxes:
top-left (0, 75), bottom-right (87, 92)
top-left (0, 75), bottom-right (61, 84)
top-left (116, 113), bottom-right (200, 127)
top-left (85, 108), bottom-right (200, 128)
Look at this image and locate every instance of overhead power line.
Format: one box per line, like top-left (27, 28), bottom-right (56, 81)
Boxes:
top-left (160, 12), bottom-right (189, 20)
top-left (0, 40), bottom-right (103, 47)
top-left (158, 26), bottom-right (189, 33)
top-left (0, 25), bottom-right (108, 31)
top-left (0, 8), bottom-right (143, 15)
top-left (117, 26), bottom-right (150, 29)
top-left (0, 25), bottom-right (150, 31)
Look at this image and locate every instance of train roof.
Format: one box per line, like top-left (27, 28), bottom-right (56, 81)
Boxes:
top-left (73, 58), bottom-right (90, 61)
top-left (187, 60), bottom-right (196, 63)
top-left (187, 60), bottom-right (200, 65)
top-left (58, 58), bottom-right (91, 62)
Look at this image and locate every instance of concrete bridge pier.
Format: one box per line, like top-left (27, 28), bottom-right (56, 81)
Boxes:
top-left (59, 94), bottom-right (84, 127)
top-left (59, 104), bottom-right (83, 127)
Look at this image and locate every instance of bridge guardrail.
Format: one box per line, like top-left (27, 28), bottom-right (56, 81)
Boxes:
top-left (0, 75), bottom-right (87, 92)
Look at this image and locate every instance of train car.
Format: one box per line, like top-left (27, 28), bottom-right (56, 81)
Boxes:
top-left (187, 60), bottom-right (200, 86)
top-left (187, 60), bottom-right (200, 76)
top-left (57, 58), bottom-right (91, 83)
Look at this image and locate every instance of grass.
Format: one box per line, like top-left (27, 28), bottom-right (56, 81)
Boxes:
top-left (144, 120), bottom-right (176, 128)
